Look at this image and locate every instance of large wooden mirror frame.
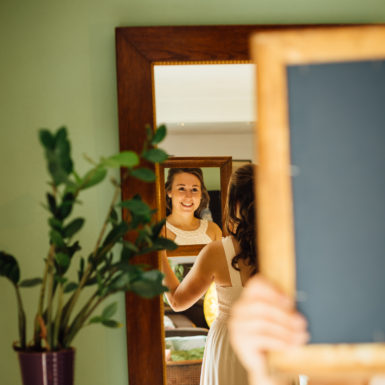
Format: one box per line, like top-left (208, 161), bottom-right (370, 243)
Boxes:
top-left (115, 24), bottom-right (309, 385)
top-left (159, 156), bottom-right (232, 257)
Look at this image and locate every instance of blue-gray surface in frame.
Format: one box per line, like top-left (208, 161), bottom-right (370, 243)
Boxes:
top-left (287, 60), bottom-right (385, 344)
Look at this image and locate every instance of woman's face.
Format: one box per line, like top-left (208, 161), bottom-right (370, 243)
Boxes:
top-left (168, 172), bottom-right (202, 214)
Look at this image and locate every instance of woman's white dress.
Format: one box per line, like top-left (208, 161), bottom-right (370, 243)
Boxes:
top-left (166, 219), bottom-right (213, 245)
top-left (200, 236), bottom-right (248, 385)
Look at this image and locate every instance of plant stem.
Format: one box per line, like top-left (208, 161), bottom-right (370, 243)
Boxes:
top-left (92, 185), bottom-right (121, 258)
top-left (52, 283), bottom-right (64, 350)
top-left (14, 285), bottom-right (26, 349)
top-left (64, 296), bottom-right (105, 347)
top-left (45, 250), bottom-right (56, 350)
top-left (60, 185), bottom-right (121, 331)
top-left (33, 245), bottom-right (54, 346)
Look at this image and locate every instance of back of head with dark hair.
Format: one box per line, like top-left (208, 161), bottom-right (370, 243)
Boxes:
top-left (225, 164), bottom-right (257, 275)
top-left (165, 168), bottom-right (210, 218)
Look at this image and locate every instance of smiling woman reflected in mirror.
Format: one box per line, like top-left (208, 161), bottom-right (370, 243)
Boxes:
top-left (161, 164), bottom-right (258, 385)
top-left (165, 168), bottom-right (222, 245)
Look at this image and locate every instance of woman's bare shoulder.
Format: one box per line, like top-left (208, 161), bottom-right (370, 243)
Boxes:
top-left (198, 238), bottom-right (225, 263)
top-left (206, 220), bottom-right (223, 239)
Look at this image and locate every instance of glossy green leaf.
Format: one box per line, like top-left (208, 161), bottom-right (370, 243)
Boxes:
top-left (55, 252), bottom-right (70, 267)
top-left (102, 302), bottom-right (118, 319)
top-left (120, 244), bottom-right (135, 262)
top-left (63, 218), bottom-right (84, 238)
top-left (19, 278), bottom-right (43, 287)
top-left (130, 168), bottom-right (156, 182)
top-left (109, 208), bottom-right (118, 224)
top-left (153, 237), bottom-right (178, 251)
top-left (48, 217), bottom-right (62, 232)
top-left (0, 252), bottom-right (20, 285)
top-left (55, 127), bottom-right (73, 174)
top-left (42, 127), bottom-right (73, 186)
top-left (130, 270), bottom-right (167, 298)
top-left (102, 222), bottom-right (129, 248)
top-left (89, 316), bottom-right (103, 324)
top-left (50, 229), bottom-right (65, 247)
top-left (151, 124), bottom-right (167, 145)
top-left (46, 193), bottom-right (57, 215)
top-left (39, 129), bottom-right (55, 150)
top-left (151, 218), bottom-right (166, 239)
top-left (54, 275), bottom-right (67, 284)
top-left (64, 281), bottom-right (78, 293)
top-left (57, 193), bottom-right (75, 220)
top-left (102, 319), bottom-right (122, 328)
top-left (66, 241), bottom-right (81, 258)
top-left (142, 148), bottom-right (168, 163)
top-left (103, 151), bottom-right (139, 168)
top-left (78, 257), bottom-right (85, 282)
top-left (119, 197), bottom-right (151, 217)
top-left (80, 167), bottom-right (107, 190)
top-left (109, 273), bottom-right (129, 290)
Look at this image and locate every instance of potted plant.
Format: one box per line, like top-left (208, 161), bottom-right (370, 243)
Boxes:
top-left (0, 125), bottom-right (176, 385)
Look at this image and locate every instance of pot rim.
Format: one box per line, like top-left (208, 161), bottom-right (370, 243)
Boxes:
top-left (14, 346), bottom-right (76, 355)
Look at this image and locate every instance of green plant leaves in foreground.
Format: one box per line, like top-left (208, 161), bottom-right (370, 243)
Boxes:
top-left (89, 301), bottom-right (121, 328)
top-left (63, 218), bottom-right (84, 238)
top-left (80, 167), bottom-right (107, 190)
top-left (0, 252), bottom-right (20, 285)
top-left (103, 151), bottom-right (139, 168)
top-left (55, 252), bottom-right (70, 268)
top-left (102, 302), bottom-right (118, 319)
top-left (130, 168), bottom-right (156, 182)
top-left (151, 124), bottom-right (167, 145)
top-left (142, 148), bottom-right (168, 163)
top-left (2, 125), bottom-right (172, 349)
top-left (130, 270), bottom-right (168, 299)
top-left (119, 196), bottom-right (152, 224)
top-left (39, 127), bottom-right (73, 186)
top-left (19, 278), bottom-right (43, 288)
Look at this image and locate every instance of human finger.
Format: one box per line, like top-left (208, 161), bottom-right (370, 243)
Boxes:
top-left (231, 294), bottom-right (307, 333)
top-left (230, 316), bottom-right (309, 348)
top-left (242, 275), bottom-right (295, 311)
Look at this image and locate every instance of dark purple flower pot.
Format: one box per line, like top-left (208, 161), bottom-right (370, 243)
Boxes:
top-left (17, 348), bottom-right (75, 385)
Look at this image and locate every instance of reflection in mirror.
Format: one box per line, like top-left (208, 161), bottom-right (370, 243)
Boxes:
top-left (165, 167), bottom-right (221, 228)
top-left (154, 63), bottom-right (256, 385)
top-left (154, 63), bottom-right (256, 158)
top-left (159, 156), bottom-right (232, 259)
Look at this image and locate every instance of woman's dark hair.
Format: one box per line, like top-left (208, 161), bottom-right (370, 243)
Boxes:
top-left (225, 164), bottom-right (257, 275)
top-left (165, 168), bottom-right (210, 218)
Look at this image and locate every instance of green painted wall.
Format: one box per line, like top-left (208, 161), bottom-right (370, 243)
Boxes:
top-left (0, 0), bottom-right (384, 384)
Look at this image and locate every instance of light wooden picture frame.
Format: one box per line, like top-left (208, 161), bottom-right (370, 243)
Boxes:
top-left (251, 25), bottom-right (385, 380)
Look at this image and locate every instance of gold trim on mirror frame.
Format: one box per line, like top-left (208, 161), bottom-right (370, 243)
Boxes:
top-left (153, 60), bottom-right (252, 66)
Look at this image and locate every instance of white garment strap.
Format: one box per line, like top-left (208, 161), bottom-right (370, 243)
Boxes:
top-left (222, 237), bottom-right (242, 287)
top-left (166, 219), bottom-right (207, 237)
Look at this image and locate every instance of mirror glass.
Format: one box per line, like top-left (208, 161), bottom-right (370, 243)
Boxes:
top-left (154, 63), bottom-right (256, 158)
top-left (159, 156), bottom-right (232, 259)
top-left (154, 63), bottom-right (255, 379)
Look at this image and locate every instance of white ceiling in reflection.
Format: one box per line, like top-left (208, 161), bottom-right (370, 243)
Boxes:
top-left (154, 64), bottom-right (256, 125)
top-left (153, 64), bottom-right (256, 160)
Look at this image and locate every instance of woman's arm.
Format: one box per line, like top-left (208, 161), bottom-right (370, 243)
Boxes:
top-left (161, 241), bottom-right (221, 312)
